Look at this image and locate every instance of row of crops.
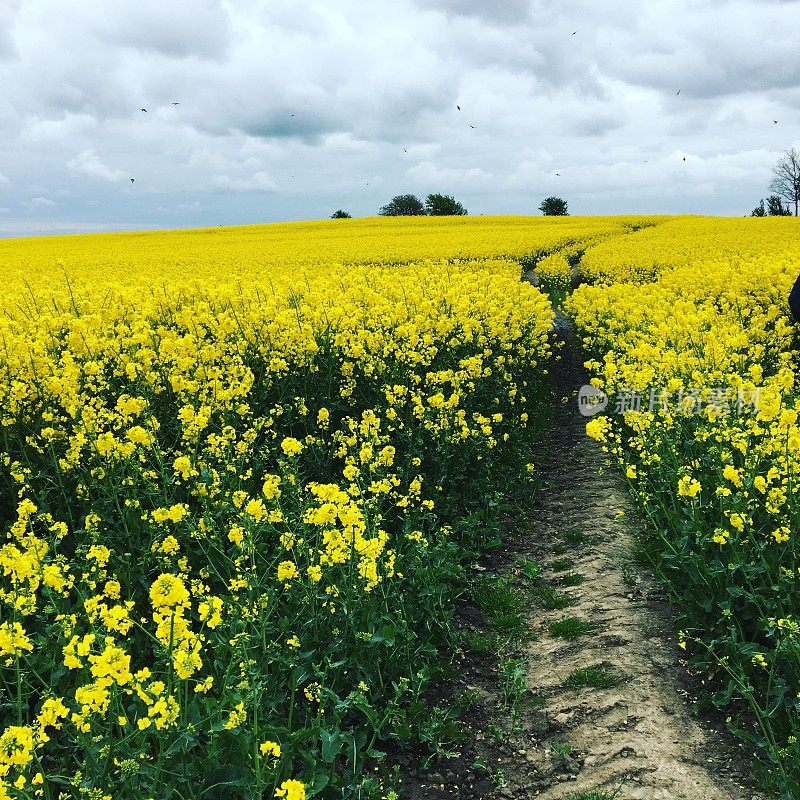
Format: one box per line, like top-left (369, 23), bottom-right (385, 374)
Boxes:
top-left (568, 216), bottom-right (800, 797)
top-left (0, 214), bottom-right (797, 798)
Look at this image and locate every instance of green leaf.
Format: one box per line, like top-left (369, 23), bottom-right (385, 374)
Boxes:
top-left (186, 699), bottom-right (202, 727)
top-left (320, 729), bottom-right (342, 763)
top-left (200, 767), bottom-right (250, 798)
top-left (307, 769), bottom-right (331, 797)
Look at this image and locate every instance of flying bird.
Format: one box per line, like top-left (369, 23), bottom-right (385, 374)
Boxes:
top-left (130, 178), bottom-right (134, 183)
top-left (676, 89), bottom-right (681, 95)
top-left (470, 124), bottom-right (476, 129)
top-left (403, 148), bottom-right (408, 153)
top-left (172, 102), bottom-right (180, 106)
top-left (290, 113), bottom-right (295, 117)
top-left (774, 119), bottom-right (779, 124)
top-left (572, 30), bottom-right (577, 35)
top-left (555, 172), bottom-right (560, 176)
top-left (140, 108), bottom-right (147, 113)
top-left (457, 105), bottom-right (461, 111)
top-left (682, 156), bottom-right (686, 161)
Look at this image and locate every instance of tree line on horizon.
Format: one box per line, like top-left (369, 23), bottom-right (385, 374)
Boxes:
top-left (332, 193), bottom-right (467, 219)
top-left (331, 149), bottom-right (800, 222)
top-left (331, 194), bottom-right (569, 219)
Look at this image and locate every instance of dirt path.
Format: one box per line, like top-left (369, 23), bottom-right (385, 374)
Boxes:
top-left (397, 312), bottom-right (759, 800)
top-left (518, 314), bottom-right (756, 799)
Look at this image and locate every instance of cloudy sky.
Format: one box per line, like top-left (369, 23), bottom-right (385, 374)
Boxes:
top-left (0, 0), bottom-right (798, 236)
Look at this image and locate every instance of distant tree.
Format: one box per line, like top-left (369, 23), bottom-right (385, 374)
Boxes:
top-left (769, 147), bottom-right (800, 216)
top-left (751, 199), bottom-right (766, 217)
top-left (425, 193), bottom-right (467, 216)
top-left (378, 194), bottom-right (426, 216)
top-left (767, 194), bottom-right (792, 216)
top-left (539, 196), bottom-right (569, 216)
top-left (331, 209), bottom-right (352, 219)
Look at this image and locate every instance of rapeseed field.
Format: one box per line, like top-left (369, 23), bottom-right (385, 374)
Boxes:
top-left (1, 213), bottom-right (798, 798)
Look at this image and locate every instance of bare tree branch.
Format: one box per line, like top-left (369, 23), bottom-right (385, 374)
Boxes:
top-left (768, 147), bottom-right (800, 216)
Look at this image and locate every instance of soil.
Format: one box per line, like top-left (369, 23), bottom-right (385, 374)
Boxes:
top-left (395, 313), bottom-right (762, 800)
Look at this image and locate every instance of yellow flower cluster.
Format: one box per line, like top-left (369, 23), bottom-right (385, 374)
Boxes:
top-left (535, 252), bottom-right (573, 296)
top-left (579, 215), bottom-right (799, 284)
top-left (568, 245), bottom-right (800, 549)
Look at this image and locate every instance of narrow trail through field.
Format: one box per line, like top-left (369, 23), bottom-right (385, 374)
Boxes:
top-left (400, 269), bottom-right (760, 800)
top-left (516, 314), bottom-right (755, 799)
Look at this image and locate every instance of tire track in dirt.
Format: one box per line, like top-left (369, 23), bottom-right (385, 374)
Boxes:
top-left (522, 313), bottom-right (758, 799)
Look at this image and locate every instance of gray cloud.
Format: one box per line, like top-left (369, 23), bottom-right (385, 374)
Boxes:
top-left (0, 0), bottom-right (20, 61)
top-left (92, 0), bottom-right (231, 59)
top-left (0, 0), bottom-right (799, 235)
top-left (421, 0), bottom-right (532, 25)
top-left (596, 3), bottom-right (800, 98)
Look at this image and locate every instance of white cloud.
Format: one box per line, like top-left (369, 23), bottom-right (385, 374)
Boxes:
top-left (24, 113), bottom-right (97, 143)
top-left (67, 149), bottom-right (126, 182)
top-left (211, 171), bottom-right (278, 193)
top-left (406, 161), bottom-right (494, 190)
top-left (402, 143), bottom-right (442, 160)
top-left (23, 196), bottom-right (56, 209)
